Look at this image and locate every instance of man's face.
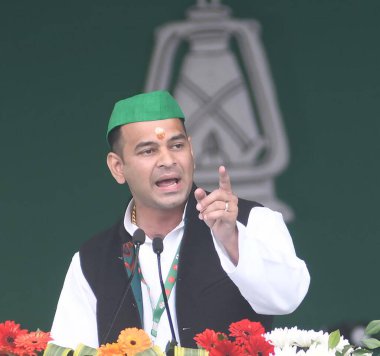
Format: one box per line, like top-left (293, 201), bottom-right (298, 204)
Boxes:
top-left (111, 118), bottom-right (194, 211)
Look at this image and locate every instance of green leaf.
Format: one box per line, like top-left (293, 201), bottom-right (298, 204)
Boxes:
top-left (73, 344), bottom-right (98, 356)
top-left (137, 345), bottom-right (209, 356)
top-left (217, 332), bottom-right (227, 341)
top-left (136, 347), bottom-right (161, 355)
top-left (43, 343), bottom-right (74, 356)
top-left (173, 346), bottom-right (209, 355)
top-left (352, 349), bottom-right (372, 355)
top-left (329, 329), bottom-right (341, 349)
top-left (365, 320), bottom-right (380, 336)
top-left (43, 343), bottom-right (97, 356)
top-left (341, 344), bottom-right (353, 355)
top-left (361, 337), bottom-right (380, 349)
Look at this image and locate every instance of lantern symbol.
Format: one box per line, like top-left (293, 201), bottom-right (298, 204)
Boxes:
top-left (145, 0), bottom-right (294, 220)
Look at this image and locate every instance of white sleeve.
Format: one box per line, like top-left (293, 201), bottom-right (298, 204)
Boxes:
top-left (50, 252), bottom-right (99, 349)
top-left (212, 207), bottom-right (310, 315)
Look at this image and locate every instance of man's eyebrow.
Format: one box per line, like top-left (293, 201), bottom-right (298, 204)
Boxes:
top-left (168, 133), bottom-right (187, 141)
top-left (134, 141), bottom-right (158, 151)
top-left (134, 133), bottom-right (187, 151)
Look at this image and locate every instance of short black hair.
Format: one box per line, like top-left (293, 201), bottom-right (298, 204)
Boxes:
top-left (108, 126), bottom-right (123, 155)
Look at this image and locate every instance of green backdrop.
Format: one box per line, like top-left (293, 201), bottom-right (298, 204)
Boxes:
top-left (1, 0), bottom-right (379, 334)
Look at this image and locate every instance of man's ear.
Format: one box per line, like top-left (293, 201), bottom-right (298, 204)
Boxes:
top-left (106, 152), bottom-right (126, 184)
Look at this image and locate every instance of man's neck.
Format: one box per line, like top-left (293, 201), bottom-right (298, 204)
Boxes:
top-left (133, 203), bottom-right (185, 239)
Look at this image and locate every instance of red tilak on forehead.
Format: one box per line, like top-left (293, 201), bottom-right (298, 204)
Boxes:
top-left (155, 127), bottom-right (166, 140)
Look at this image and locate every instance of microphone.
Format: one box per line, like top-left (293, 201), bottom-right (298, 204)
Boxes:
top-left (101, 228), bottom-right (146, 345)
top-left (152, 237), bottom-right (178, 354)
top-left (132, 228), bottom-right (146, 246)
top-left (152, 236), bottom-right (163, 254)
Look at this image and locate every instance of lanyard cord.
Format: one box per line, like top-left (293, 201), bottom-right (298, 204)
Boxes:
top-left (156, 249), bottom-right (177, 344)
top-left (139, 243), bottom-right (180, 338)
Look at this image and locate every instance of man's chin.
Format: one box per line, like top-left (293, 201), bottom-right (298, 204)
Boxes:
top-left (154, 191), bottom-right (188, 210)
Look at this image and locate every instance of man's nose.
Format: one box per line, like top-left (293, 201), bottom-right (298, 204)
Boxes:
top-left (157, 149), bottom-right (176, 167)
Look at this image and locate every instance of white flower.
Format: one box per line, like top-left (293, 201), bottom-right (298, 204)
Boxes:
top-left (303, 342), bottom-right (334, 355)
top-left (265, 327), bottom-right (297, 348)
top-left (265, 327), bottom-right (326, 349)
top-left (265, 327), bottom-right (356, 355)
top-left (292, 329), bottom-right (326, 348)
top-left (272, 344), bottom-right (299, 356)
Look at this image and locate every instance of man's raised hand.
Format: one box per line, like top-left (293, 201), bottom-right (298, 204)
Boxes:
top-left (194, 166), bottom-right (239, 265)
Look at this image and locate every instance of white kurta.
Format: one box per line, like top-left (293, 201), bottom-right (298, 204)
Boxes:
top-left (51, 203), bottom-right (310, 350)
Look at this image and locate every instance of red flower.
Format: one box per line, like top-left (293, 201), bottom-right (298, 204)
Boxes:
top-left (0, 320), bottom-right (28, 354)
top-left (15, 330), bottom-right (52, 354)
top-left (194, 329), bottom-right (227, 351)
top-left (195, 320), bottom-right (271, 356)
top-left (229, 319), bottom-right (265, 345)
top-left (209, 339), bottom-right (242, 356)
top-left (242, 335), bottom-right (274, 356)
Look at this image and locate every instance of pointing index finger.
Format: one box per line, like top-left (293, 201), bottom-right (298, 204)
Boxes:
top-left (219, 165), bottom-right (232, 193)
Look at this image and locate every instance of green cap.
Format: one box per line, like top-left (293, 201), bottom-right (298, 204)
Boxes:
top-left (107, 90), bottom-right (185, 145)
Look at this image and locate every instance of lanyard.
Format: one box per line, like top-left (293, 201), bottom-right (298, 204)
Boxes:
top-left (122, 241), bottom-right (144, 325)
top-left (139, 243), bottom-right (181, 338)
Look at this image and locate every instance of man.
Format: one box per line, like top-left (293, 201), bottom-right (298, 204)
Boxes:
top-left (51, 90), bottom-right (310, 350)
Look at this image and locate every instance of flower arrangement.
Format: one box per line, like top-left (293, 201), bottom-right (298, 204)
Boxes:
top-left (265, 320), bottom-right (380, 355)
top-left (0, 320), bottom-right (51, 356)
top-left (97, 327), bottom-right (161, 356)
top-left (266, 326), bottom-right (352, 355)
top-left (44, 327), bottom-right (203, 356)
top-left (194, 319), bottom-right (274, 355)
top-left (194, 319), bottom-right (380, 356)
top-left (2, 319), bottom-right (380, 355)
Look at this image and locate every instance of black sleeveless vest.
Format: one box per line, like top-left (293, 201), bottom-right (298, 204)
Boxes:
top-left (80, 187), bottom-right (273, 348)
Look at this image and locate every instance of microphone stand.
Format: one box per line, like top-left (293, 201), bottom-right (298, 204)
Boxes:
top-left (101, 229), bottom-right (145, 345)
top-left (152, 237), bottom-right (178, 356)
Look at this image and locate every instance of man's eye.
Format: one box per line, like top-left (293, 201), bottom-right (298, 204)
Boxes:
top-left (140, 149), bottom-right (154, 155)
top-left (172, 143), bottom-right (184, 150)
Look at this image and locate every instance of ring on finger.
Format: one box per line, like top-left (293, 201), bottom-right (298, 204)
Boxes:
top-left (224, 201), bottom-right (229, 212)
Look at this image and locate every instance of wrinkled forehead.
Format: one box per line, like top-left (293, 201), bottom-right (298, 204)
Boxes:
top-left (120, 118), bottom-right (187, 143)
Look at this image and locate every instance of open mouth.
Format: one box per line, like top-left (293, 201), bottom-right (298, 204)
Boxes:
top-left (156, 178), bottom-right (180, 188)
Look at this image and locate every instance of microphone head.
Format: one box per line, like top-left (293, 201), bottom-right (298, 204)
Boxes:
top-left (152, 237), bottom-right (164, 255)
top-left (132, 228), bottom-right (146, 246)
